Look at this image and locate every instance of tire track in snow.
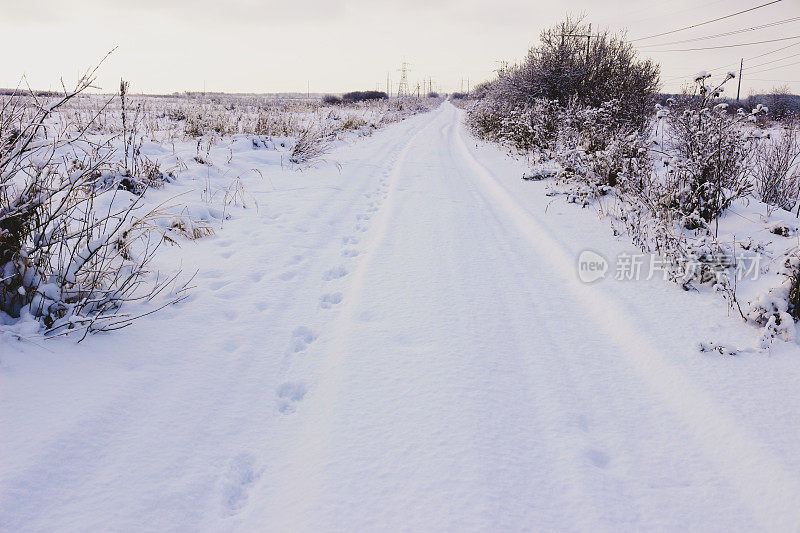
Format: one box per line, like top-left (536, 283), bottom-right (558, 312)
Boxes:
top-left (435, 119), bottom-right (617, 528)
top-left (194, 113), bottom-right (440, 525)
top-left (255, 105), bottom-right (447, 527)
top-left (450, 108), bottom-right (800, 531)
top-left (443, 115), bottom-right (741, 527)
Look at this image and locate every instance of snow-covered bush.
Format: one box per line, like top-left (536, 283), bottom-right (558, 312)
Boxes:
top-left (555, 99), bottom-right (652, 188)
top-left (746, 253), bottom-right (800, 347)
top-left (508, 99), bottom-right (562, 157)
top-left (753, 122), bottom-right (800, 214)
top-left (466, 98), bottom-right (509, 143)
top-left (659, 73), bottom-right (764, 229)
top-left (481, 16), bottom-right (659, 132)
top-left (616, 198), bottom-right (735, 286)
top-left (115, 81), bottom-right (174, 194)
top-left (289, 126), bottom-right (331, 165)
top-left (468, 98), bottom-right (562, 156)
top-left (760, 85), bottom-right (799, 122)
top-left (467, 16), bottom-right (658, 176)
top-left (0, 65), bottom-right (184, 337)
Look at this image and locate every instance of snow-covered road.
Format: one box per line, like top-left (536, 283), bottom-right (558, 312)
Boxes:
top-left (4, 101), bottom-right (800, 531)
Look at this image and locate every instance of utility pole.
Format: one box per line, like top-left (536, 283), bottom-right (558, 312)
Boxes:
top-left (307, 80), bottom-right (310, 99)
top-left (560, 27), bottom-right (592, 58)
top-left (587, 24), bottom-right (591, 57)
top-left (387, 72), bottom-right (390, 96)
top-left (736, 58), bottom-right (744, 102)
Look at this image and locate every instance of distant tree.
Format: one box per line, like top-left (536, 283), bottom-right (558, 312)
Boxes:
top-left (765, 85), bottom-right (796, 121)
top-left (342, 91), bottom-right (388, 103)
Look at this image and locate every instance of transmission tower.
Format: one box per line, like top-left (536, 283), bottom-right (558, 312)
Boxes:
top-left (397, 60), bottom-right (410, 97)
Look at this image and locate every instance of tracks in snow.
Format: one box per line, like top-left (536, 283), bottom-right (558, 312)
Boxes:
top-left (450, 115), bottom-right (800, 530)
top-left (249, 102), bottom-right (800, 530)
top-left (5, 102), bottom-right (800, 531)
top-left (261, 107), bottom-right (441, 520)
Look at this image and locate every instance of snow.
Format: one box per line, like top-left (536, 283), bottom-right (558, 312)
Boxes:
top-left (3, 101), bottom-right (800, 530)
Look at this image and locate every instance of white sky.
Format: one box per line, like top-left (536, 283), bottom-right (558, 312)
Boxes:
top-left (0, 0), bottom-right (798, 95)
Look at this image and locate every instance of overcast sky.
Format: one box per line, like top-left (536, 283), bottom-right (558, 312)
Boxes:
top-left (0, 0), bottom-right (797, 95)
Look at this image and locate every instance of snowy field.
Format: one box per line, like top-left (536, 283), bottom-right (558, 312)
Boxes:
top-left (3, 100), bottom-right (800, 530)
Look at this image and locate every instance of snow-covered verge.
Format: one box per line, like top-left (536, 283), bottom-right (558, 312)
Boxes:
top-left (464, 76), bottom-right (800, 354)
top-left (0, 83), bottom-right (438, 339)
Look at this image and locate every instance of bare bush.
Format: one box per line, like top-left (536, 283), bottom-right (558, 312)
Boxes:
top-left (660, 73), bottom-right (763, 229)
top-left (0, 59), bottom-right (184, 338)
top-left (289, 126), bottom-right (331, 165)
top-left (555, 98), bottom-right (654, 188)
top-left (466, 15), bottom-right (659, 177)
top-left (487, 15), bottom-right (659, 131)
top-left (763, 86), bottom-right (798, 122)
top-left (753, 122), bottom-right (800, 214)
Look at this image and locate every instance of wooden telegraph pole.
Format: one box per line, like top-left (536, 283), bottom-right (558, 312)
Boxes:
top-left (736, 59), bottom-right (744, 102)
top-left (561, 23), bottom-right (592, 58)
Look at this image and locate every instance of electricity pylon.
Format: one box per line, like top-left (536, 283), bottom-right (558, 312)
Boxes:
top-left (397, 60), bottom-right (410, 98)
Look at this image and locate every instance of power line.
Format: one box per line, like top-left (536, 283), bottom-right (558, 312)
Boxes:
top-left (643, 34), bottom-right (800, 52)
top-left (637, 16), bottom-right (800, 48)
top-left (743, 40), bottom-right (800, 61)
top-left (659, 41), bottom-right (800, 81)
top-left (621, 0), bottom-right (727, 28)
top-left (707, 40), bottom-right (800, 68)
top-left (744, 51), bottom-right (800, 70)
top-left (747, 58), bottom-right (800, 75)
top-left (671, 53), bottom-right (800, 81)
top-left (630, 0), bottom-right (783, 42)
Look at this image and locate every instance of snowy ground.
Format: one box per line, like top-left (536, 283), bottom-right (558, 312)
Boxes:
top-left (3, 101), bottom-right (800, 531)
